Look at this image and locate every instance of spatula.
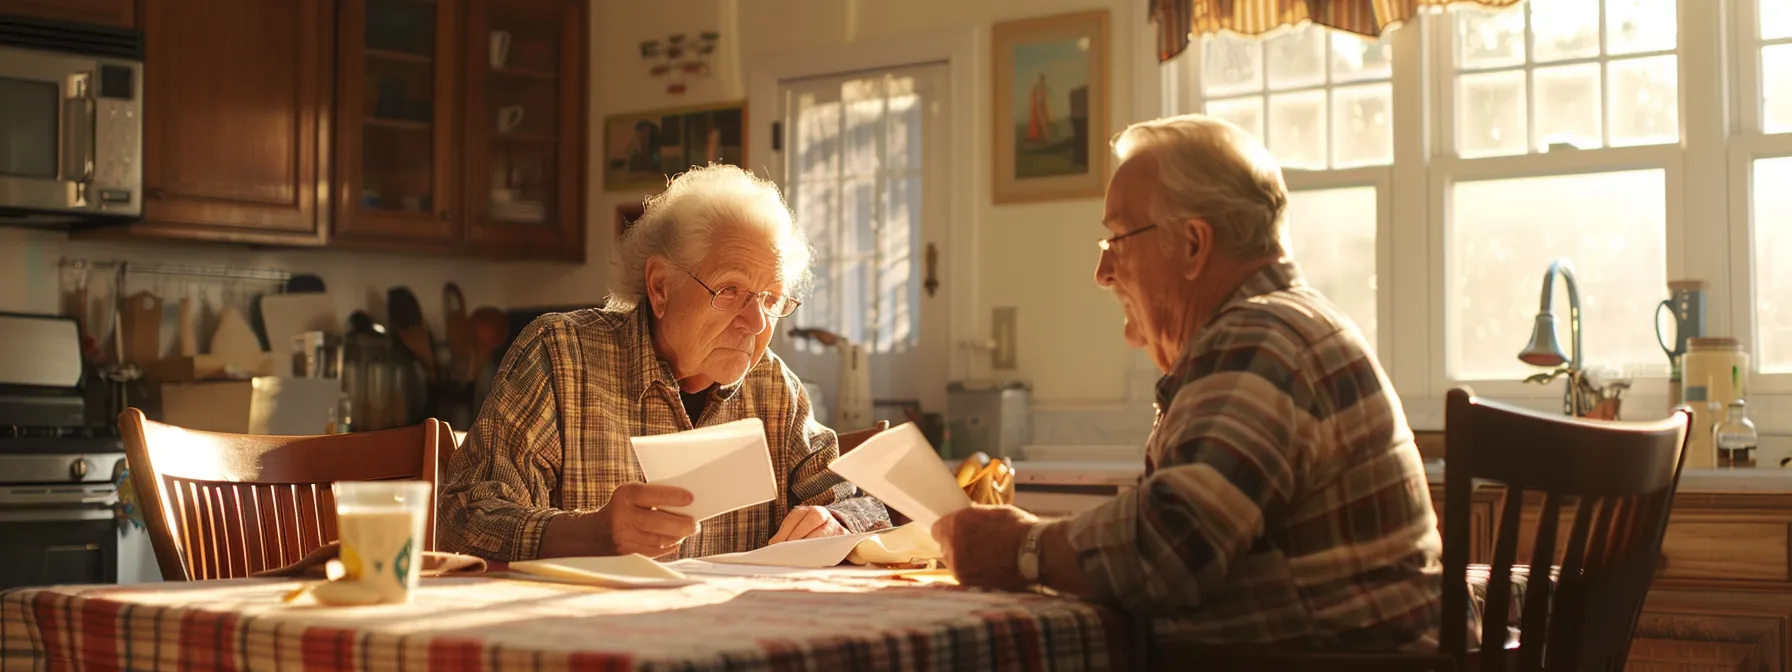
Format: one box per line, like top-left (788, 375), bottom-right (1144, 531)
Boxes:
top-left (120, 290), bottom-right (163, 365)
top-left (444, 283), bottom-right (473, 382)
top-left (387, 287), bottom-right (437, 381)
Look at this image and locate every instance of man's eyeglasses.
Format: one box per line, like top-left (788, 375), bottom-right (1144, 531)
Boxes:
top-left (1097, 223), bottom-right (1159, 252)
top-left (682, 269), bottom-right (801, 318)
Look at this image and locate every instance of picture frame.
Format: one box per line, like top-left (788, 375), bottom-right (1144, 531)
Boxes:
top-left (603, 101), bottom-right (748, 193)
top-left (616, 202), bottom-right (645, 239)
top-left (991, 10), bottom-right (1111, 204)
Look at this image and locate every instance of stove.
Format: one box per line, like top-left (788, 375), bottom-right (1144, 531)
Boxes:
top-left (0, 312), bottom-right (154, 589)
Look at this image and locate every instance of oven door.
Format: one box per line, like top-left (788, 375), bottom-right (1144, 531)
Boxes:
top-left (0, 485), bottom-right (121, 590)
top-left (0, 44), bottom-right (141, 224)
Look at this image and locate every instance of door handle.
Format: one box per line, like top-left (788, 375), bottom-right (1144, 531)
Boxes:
top-left (62, 72), bottom-right (96, 207)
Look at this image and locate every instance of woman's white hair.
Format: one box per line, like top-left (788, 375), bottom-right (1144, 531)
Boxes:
top-left (1111, 114), bottom-right (1289, 259)
top-left (609, 164), bottom-right (812, 311)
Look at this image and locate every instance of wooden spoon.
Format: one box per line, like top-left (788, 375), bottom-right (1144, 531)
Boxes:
top-left (469, 307), bottom-right (508, 382)
top-left (444, 283), bottom-right (472, 382)
top-left (386, 287), bottom-right (437, 381)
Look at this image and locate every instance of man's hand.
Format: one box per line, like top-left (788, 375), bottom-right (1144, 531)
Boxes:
top-left (930, 504), bottom-right (1039, 592)
top-left (769, 505), bottom-right (848, 544)
top-left (542, 483), bottom-right (699, 559)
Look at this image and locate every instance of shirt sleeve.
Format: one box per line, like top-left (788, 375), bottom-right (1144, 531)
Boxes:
top-left (1065, 316), bottom-right (1314, 611)
top-left (778, 368), bottom-right (891, 534)
top-left (439, 319), bottom-right (569, 562)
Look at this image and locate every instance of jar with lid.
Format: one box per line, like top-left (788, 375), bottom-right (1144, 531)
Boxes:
top-left (1715, 399), bottom-right (1758, 469)
top-left (1681, 337), bottom-right (1748, 469)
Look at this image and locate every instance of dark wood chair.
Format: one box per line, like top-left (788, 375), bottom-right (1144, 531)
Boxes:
top-left (1151, 387), bottom-right (1690, 671)
top-left (120, 408), bottom-right (451, 581)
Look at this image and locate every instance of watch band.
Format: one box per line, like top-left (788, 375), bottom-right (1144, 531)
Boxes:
top-left (1017, 522), bottom-right (1048, 583)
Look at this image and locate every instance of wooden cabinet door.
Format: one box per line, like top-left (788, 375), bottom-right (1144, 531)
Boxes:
top-left (461, 0), bottom-right (585, 261)
top-left (332, 0), bottom-right (462, 247)
top-left (135, 0), bottom-right (330, 244)
top-left (0, 0), bottom-right (135, 29)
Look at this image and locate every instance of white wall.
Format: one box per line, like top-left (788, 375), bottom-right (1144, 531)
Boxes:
top-left (506, 0), bottom-right (1147, 404)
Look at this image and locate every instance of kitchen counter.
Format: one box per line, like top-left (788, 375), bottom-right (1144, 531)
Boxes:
top-left (1421, 459), bottom-right (1792, 493)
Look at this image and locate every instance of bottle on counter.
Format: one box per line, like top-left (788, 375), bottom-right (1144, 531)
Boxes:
top-left (1714, 399), bottom-right (1758, 469)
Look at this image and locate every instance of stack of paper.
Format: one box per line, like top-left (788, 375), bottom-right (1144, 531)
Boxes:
top-left (827, 422), bottom-right (971, 526)
top-left (631, 418), bottom-right (777, 521)
top-left (508, 555), bottom-right (699, 588)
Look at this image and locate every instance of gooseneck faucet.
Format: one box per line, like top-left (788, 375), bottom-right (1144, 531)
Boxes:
top-left (1517, 258), bottom-right (1588, 416)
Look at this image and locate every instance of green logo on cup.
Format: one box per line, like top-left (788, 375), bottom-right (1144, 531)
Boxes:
top-left (394, 538), bottom-right (413, 587)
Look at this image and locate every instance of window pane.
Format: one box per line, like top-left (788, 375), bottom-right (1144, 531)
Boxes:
top-left (1267, 24), bottom-right (1327, 90)
top-left (1448, 170), bottom-right (1669, 381)
top-left (1203, 34), bottom-right (1263, 97)
top-left (1330, 31), bottom-right (1392, 83)
top-left (1458, 70), bottom-right (1528, 157)
top-left (1286, 187), bottom-right (1378, 348)
top-left (1268, 90), bottom-right (1327, 169)
top-left (1457, 7), bottom-right (1525, 69)
top-left (1207, 96), bottom-right (1265, 141)
top-left (1755, 157), bottom-right (1792, 372)
top-left (1332, 83), bottom-right (1393, 167)
top-left (1766, 44), bottom-right (1792, 134)
top-left (1765, 0), bottom-right (1792, 40)
top-left (1532, 0), bottom-right (1602, 62)
top-left (1606, 0), bottom-right (1678, 54)
top-left (1608, 55), bottom-right (1680, 146)
top-left (1534, 63), bottom-right (1603, 150)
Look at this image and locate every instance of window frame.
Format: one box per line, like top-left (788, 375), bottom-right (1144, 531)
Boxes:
top-left (1728, 0), bottom-right (1792, 393)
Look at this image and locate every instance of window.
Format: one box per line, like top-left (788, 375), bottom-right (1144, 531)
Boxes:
top-left (1452, 0), bottom-right (1678, 156)
top-left (1739, 0), bottom-right (1792, 384)
top-left (1756, 157), bottom-right (1792, 373)
top-left (1762, 0), bottom-right (1792, 133)
top-left (1286, 187), bottom-right (1379, 347)
top-left (784, 69), bottom-right (933, 353)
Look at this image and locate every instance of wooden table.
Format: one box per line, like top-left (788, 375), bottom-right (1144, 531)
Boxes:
top-left (1, 571), bottom-right (1141, 671)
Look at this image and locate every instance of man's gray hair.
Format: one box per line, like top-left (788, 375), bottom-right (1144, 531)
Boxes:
top-left (1111, 114), bottom-right (1289, 259)
top-left (609, 164), bottom-right (813, 310)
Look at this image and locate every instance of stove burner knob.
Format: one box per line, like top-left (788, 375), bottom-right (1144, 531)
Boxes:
top-left (70, 458), bottom-right (93, 480)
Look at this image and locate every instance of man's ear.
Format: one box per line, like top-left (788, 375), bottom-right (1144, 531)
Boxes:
top-left (1179, 218), bottom-right (1214, 281)
top-left (644, 255), bottom-right (674, 318)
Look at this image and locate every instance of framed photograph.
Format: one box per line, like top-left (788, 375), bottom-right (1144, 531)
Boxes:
top-left (616, 202), bottom-right (645, 239)
top-left (603, 101), bottom-right (747, 192)
top-left (992, 10), bottom-right (1110, 204)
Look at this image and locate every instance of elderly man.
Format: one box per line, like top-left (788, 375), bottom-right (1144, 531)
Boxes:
top-left (443, 164), bottom-right (889, 561)
top-left (932, 114), bottom-right (1441, 650)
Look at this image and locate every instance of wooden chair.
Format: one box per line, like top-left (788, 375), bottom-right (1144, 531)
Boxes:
top-left (1151, 387), bottom-right (1690, 671)
top-left (119, 409), bottom-right (451, 581)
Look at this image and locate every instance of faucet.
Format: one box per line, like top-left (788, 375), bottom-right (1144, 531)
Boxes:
top-left (1517, 258), bottom-right (1590, 417)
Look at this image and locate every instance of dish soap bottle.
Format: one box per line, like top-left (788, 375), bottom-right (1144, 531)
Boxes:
top-left (1715, 399), bottom-right (1757, 469)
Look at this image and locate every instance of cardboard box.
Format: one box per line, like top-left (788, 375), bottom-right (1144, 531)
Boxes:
top-left (161, 377), bottom-right (341, 435)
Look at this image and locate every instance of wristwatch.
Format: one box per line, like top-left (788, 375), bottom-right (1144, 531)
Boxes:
top-left (1017, 522), bottom-right (1048, 584)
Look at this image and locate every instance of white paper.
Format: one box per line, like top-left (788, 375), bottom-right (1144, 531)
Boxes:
top-left (827, 422), bottom-right (971, 527)
top-left (508, 554), bottom-right (700, 588)
top-left (631, 418), bottom-right (777, 522)
top-left (699, 531), bottom-right (879, 568)
top-left (668, 558), bottom-right (904, 578)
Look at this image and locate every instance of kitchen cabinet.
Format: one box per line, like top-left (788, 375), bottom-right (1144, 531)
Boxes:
top-left (0, 0), bottom-right (135, 29)
top-left (104, 0), bottom-right (332, 245)
top-left (333, 0), bottom-right (586, 260)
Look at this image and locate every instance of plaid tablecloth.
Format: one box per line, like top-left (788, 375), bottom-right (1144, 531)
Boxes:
top-left (0, 572), bottom-right (1141, 671)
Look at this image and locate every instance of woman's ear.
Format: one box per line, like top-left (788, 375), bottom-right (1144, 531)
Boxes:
top-left (1179, 218), bottom-right (1214, 281)
top-left (644, 255), bottom-right (673, 318)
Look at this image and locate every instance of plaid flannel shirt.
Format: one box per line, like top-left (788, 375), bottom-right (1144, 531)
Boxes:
top-left (1066, 260), bottom-right (1442, 649)
top-left (440, 302), bottom-right (889, 562)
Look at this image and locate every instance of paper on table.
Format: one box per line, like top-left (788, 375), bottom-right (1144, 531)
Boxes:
top-left (826, 422), bottom-right (972, 527)
top-left (668, 558), bottom-right (906, 578)
top-left (507, 554), bottom-right (701, 588)
top-left (698, 530), bottom-right (879, 568)
top-left (631, 418), bottom-right (777, 522)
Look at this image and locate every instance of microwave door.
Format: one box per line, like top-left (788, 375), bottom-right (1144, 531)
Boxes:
top-left (0, 46), bottom-right (101, 217)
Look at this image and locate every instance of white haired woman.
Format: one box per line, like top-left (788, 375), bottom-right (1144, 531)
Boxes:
top-left (442, 164), bottom-right (889, 562)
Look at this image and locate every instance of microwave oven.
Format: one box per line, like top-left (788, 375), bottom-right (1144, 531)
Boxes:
top-left (0, 15), bottom-right (142, 228)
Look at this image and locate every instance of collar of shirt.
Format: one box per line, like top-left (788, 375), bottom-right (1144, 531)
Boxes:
top-left (621, 301), bottom-right (746, 405)
top-left (1152, 259), bottom-right (1307, 409)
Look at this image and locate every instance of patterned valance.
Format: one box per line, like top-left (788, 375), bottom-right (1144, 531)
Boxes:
top-left (1151, 0), bottom-right (1522, 62)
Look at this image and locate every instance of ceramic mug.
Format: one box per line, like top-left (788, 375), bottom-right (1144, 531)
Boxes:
top-left (497, 105), bottom-right (525, 134)
top-left (489, 30), bottom-right (512, 69)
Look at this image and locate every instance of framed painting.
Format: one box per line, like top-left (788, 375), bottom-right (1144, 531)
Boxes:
top-left (992, 10), bottom-right (1110, 204)
top-left (616, 202), bottom-right (645, 239)
top-left (603, 101), bottom-right (747, 192)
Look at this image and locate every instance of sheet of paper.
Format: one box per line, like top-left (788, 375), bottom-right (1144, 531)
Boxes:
top-left (631, 417), bottom-right (777, 522)
top-left (508, 555), bottom-right (700, 588)
top-left (667, 558), bottom-right (905, 578)
top-left (826, 422), bottom-right (971, 526)
top-left (698, 530), bottom-right (879, 568)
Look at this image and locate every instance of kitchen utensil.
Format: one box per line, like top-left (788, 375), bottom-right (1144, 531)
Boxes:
top-left (286, 274), bottom-right (327, 293)
top-left (120, 290), bottom-right (163, 365)
top-left (387, 287), bottom-right (437, 381)
top-left (444, 283), bottom-right (472, 382)
top-left (469, 307), bottom-right (508, 382)
top-left (489, 30), bottom-right (512, 68)
top-left (176, 291), bottom-right (198, 357)
top-left (211, 305), bottom-right (264, 357)
top-left (498, 105), bottom-right (525, 134)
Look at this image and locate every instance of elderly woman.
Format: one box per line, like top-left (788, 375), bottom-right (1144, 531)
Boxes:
top-left (442, 164), bottom-right (889, 561)
top-left (931, 114), bottom-right (1441, 651)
